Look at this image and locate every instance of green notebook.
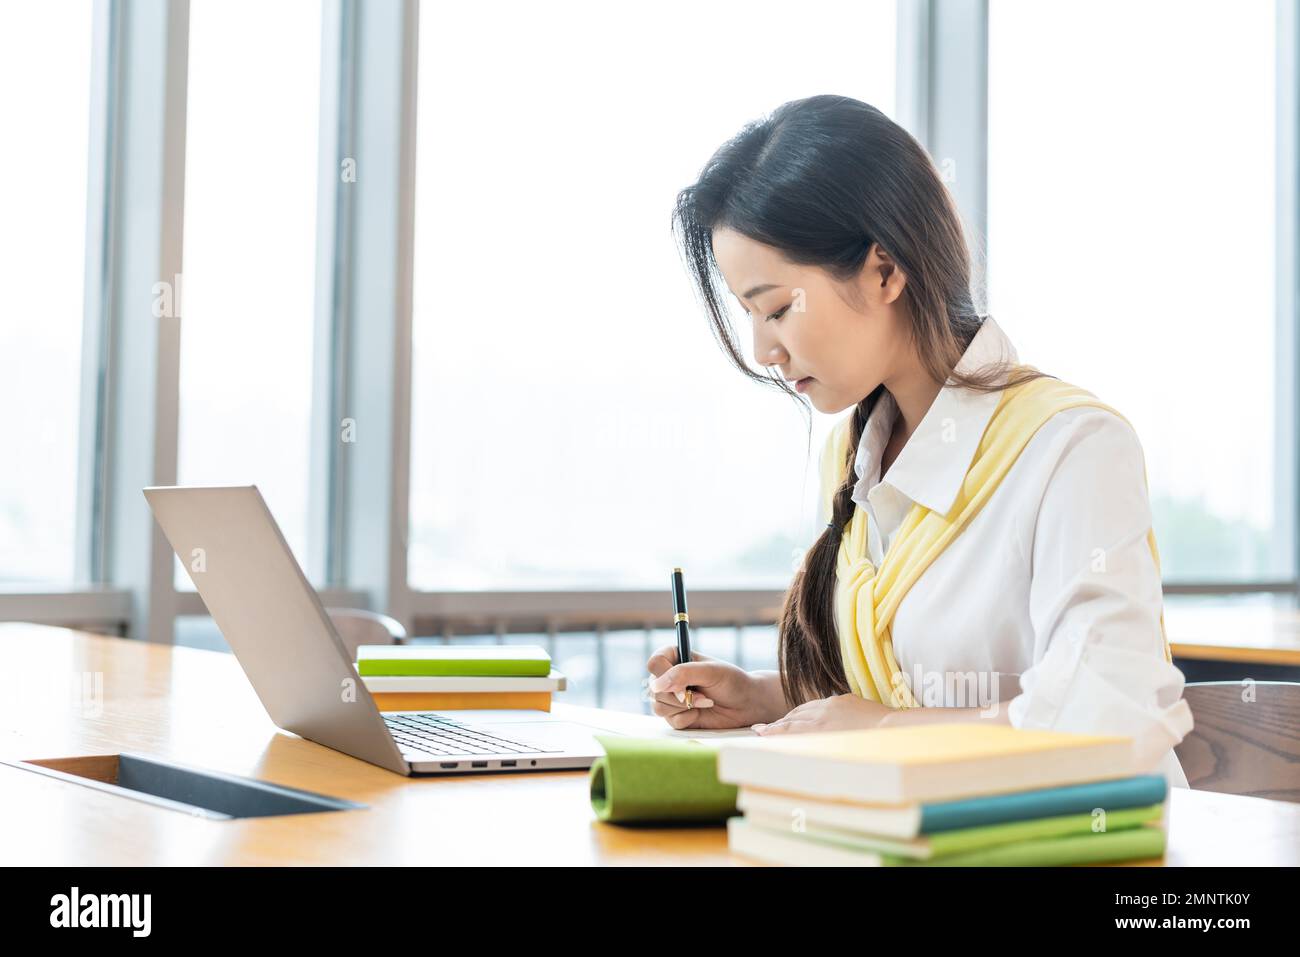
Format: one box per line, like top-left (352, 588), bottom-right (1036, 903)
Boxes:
top-left (354, 644), bottom-right (552, 677)
top-left (589, 735), bottom-right (738, 824)
top-left (910, 825), bottom-right (1166, 866)
top-left (745, 803), bottom-right (1165, 860)
top-left (729, 817), bottom-right (1167, 866)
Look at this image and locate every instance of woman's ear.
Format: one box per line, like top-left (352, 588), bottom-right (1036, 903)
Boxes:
top-left (865, 242), bottom-right (907, 306)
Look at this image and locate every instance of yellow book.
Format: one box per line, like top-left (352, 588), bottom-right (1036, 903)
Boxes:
top-left (717, 723), bottom-right (1136, 805)
top-left (372, 691), bottom-right (552, 712)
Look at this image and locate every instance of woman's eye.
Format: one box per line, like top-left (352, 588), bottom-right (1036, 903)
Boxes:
top-left (766, 305), bottom-right (790, 322)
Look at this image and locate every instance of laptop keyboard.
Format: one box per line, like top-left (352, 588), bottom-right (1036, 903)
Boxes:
top-left (384, 712), bottom-right (564, 757)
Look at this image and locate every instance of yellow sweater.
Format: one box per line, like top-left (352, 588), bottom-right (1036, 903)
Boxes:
top-left (818, 373), bottom-right (1173, 708)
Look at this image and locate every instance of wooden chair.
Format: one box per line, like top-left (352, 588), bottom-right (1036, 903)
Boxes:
top-left (325, 608), bottom-right (407, 662)
top-left (1174, 681), bottom-right (1300, 804)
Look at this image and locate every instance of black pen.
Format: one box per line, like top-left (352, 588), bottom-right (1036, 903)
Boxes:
top-left (670, 567), bottom-right (695, 707)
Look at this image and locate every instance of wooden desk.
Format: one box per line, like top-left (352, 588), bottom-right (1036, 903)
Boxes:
top-left (0, 623), bottom-right (1296, 866)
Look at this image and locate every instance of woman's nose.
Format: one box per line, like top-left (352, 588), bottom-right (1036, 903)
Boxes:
top-left (752, 321), bottom-right (787, 368)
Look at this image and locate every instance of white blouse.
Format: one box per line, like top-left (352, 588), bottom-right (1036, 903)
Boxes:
top-left (844, 316), bottom-right (1193, 789)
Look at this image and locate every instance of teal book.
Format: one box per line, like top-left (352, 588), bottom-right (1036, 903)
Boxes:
top-left (354, 644), bottom-right (552, 677)
top-left (921, 774), bottom-right (1168, 832)
top-left (737, 774), bottom-right (1168, 839)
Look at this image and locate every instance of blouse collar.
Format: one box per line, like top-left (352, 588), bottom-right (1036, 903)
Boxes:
top-left (851, 316), bottom-right (1021, 518)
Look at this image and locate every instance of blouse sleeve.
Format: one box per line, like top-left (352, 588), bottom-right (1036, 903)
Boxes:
top-left (1006, 408), bottom-right (1194, 784)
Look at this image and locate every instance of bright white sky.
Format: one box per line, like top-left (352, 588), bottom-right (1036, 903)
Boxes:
top-left (988, 0), bottom-right (1276, 534)
top-left (0, 2), bottom-right (93, 582)
top-left (409, 0), bottom-right (896, 590)
top-left (176, 0), bottom-right (321, 587)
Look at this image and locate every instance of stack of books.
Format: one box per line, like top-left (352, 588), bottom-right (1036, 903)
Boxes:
top-left (717, 723), bottom-right (1169, 866)
top-left (354, 644), bottom-right (566, 712)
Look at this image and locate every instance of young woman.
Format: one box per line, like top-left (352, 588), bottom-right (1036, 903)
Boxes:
top-left (647, 95), bottom-right (1193, 787)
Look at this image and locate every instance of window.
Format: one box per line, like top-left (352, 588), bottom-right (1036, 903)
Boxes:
top-left (0, 4), bottom-right (95, 584)
top-left (176, 0), bottom-right (323, 582)
top-left (988, 0), bottom-right (1282, 582)
top-left (409, 0), bottom-right (898, 591)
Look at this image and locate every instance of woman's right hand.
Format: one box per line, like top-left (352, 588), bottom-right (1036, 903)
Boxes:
top-left (644, 645), bottom-right (766, 730)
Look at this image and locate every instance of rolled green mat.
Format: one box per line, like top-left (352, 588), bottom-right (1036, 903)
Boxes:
top-left (589, 734), bottom-right (739, 824)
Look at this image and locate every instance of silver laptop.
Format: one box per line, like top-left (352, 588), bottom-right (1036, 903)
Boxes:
top-left (144, 485), bottom-right (618, 775)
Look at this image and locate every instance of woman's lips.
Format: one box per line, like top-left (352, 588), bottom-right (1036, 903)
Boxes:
top-left (794, 376), bottom-right (814, 394)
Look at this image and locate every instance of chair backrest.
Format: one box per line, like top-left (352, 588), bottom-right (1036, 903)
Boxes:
top-left (325, 608), bottom-right (408, 662)
top-left (1174, 681), bottom-right (1300, 804)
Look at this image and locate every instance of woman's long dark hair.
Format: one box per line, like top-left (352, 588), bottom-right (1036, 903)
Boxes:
top-left (671, 94), bottom-right (1049, 710)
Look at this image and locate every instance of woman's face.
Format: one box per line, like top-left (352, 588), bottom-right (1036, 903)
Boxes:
top-left (710, 227), bottom-right (911, 415)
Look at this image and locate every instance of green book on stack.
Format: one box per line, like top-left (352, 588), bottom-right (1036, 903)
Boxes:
top-left (355, 644), bottom-right (552, 677)
top-left (728, 816), bottom-right (1167, 866)
top-left (741, 803), bottom-right (1164, 861)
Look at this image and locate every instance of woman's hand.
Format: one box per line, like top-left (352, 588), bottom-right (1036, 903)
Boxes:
top-left (645, 645), bottom-right (769, 730)
top-left (752, 693), bottom-right (893, 735)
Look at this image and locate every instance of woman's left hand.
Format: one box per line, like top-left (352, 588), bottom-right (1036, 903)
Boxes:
top-left (751, 693), bottom-right (893, 735)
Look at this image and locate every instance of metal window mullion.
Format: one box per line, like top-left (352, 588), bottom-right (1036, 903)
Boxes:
top-left (409, 588), bottom-right (789, 632)
top-left (898, 0), bottom-right (989, 299)
top-left (939, 0), bottom-right (989, 300)
top-left (388, 0), bottom-right (419, 632)
top-left (894, 0), bottom-right (931, 145)
top-left (595, 623), bottom-right (607, 708)
top-left (308, 0), bottom-right (358, 589)
top-left (1275, 0), bottom-right (1300, 600)
top-left (335, 0), bottom-right (418, 633)
top-left (94, 0), bottom-right (191, 642)
top-left (171, 587), bottom-right (370, 618)
top-left (0, 590), bottom-right (132, 628)
top-left (74, 0), bottom-right (122, 590)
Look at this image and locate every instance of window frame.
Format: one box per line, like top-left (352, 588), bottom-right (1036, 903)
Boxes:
top-left (2, 0), bottom-right (1297, 642)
